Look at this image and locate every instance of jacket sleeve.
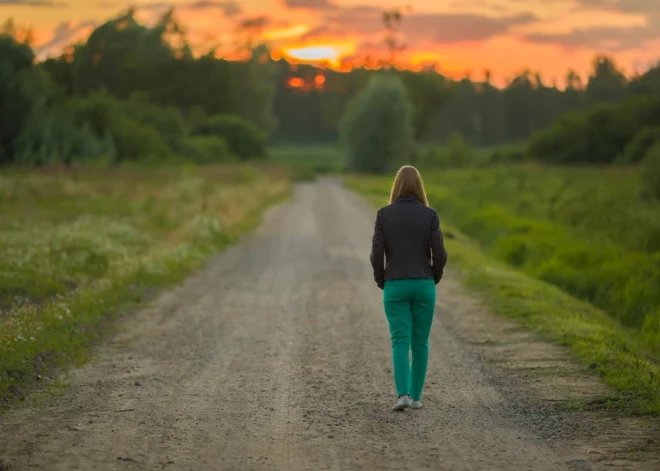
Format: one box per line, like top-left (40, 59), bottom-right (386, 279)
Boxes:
top-left (430, 210), bottom-right (448, 284)
top-left (370, 210), bottom-right (385, 290)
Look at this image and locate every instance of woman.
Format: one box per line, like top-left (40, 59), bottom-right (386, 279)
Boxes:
top-left (370, 165), bottom-right (448, 411)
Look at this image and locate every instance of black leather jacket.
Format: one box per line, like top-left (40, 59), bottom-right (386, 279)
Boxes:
top-left (370, 195), bottom-right (448, 289)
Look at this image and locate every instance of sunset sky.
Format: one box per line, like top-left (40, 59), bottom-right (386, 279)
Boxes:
top-left (2, 0), bottom-right (660, 85)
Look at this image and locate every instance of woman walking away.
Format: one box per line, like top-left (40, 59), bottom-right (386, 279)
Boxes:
top-left (370, 165), bottom-right (448, 411)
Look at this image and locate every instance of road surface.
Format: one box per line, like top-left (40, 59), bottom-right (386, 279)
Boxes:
top-left (1, 179), bottom-right (657, 470)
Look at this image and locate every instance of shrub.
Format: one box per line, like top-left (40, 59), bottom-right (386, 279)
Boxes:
top-left (193, 114), bottom-right (267, 160)
top-left (529, 95), bottom-right (660, 165)
top-left (180, 136), bottom-right (235, 164)
top-left (14, 104), bottom-right (110, 165)
top-left (618, 126), bottom-right (660, 164)
top-left (122, 93), bottom-right (187, 151)
top-left (488, 144), bottom-right (528, 164)
top-left (338, 73), bottom-right (414, 174)
top-left (418, 142), bottom-right (446, 168)
top-left (73, 90), bottom-right (173, 162)
top-left (109, 116), bottom-right (172, 162)
top-left (584, 103), bottom-right (636, 164)
top-left (642, 142), bottom-right (660, 200)
top-left (529, 112), bottom-right (589, 163)
top-left (445, 131), bottom-right (473, 167)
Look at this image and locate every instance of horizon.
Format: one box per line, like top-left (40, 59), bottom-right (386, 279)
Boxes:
top-left (2, 0), bottom-right (660, 86)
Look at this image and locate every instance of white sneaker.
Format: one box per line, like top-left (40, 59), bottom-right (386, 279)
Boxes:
top-left (392, 395), bottom-right (411, 411)
top-left (410, 400), bottom-right (422, 409)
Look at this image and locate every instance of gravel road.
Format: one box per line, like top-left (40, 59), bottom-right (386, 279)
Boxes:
top-left (1, 179), bottom-right (658, 471)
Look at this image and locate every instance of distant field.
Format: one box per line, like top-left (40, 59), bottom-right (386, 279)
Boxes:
top-left (268, 144), bottom-right (345, 180)
top-left (0, 164), bottom-right (289, 407)
top-left (349, 164), bottom-right (660, 413)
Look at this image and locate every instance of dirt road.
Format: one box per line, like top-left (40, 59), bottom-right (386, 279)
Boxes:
top-left (1, 179), bottom-right (658, 471)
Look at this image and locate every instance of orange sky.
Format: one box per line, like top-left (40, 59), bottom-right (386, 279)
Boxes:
top-left (2, 0), bottom-right (660, 85)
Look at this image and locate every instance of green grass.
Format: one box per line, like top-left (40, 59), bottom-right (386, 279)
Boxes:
top-left (0, 164), bottom-right (290, 408)
top-left (349, 173), bottom-right (660, 414)
top-left (268, 144), bottom-right (345, 181)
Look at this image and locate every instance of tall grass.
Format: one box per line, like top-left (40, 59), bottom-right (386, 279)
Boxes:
top-left (0, 164), bottom-right (289, 406)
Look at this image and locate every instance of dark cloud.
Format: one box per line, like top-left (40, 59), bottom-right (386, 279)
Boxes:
top-left (186, 1), bottom-right (242, 16)
top-left (524, 22), bottom-right (660, 51)
top-left (305, 6), bottom-right (537, 44)
top-left (238, 15), bottom-right (270, 29)
top-left (406, 12), bottom-right (536, 43)
top-left (283, 0), bottom-right (337, 10)
top-left (449, 0), bottom-right (509, 13)
top-left (502, 0), bottom-right (660, 51)
top-left (576, 0), bottom-right (660, 15)
top-left (0, 0), bottom-right (66, 6)
top-left (135, 0), bottom-right (242, 17)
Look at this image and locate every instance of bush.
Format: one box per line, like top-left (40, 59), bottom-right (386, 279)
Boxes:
top-left (488, 144), bottom-right (528, 164)
top-left (418, 133), bottom-right (476, 169)
top-left (618, 126), bottom-right (660, 164)
top-left (418, 142), bottom-right (446, 168)
top-left (74, 90), bottom-right (173, 163)
top-left (529, 95), bottom-right (660, 165)
top-left (445, 132), bottom-right (473, 167)
top-left (180, 136), bottom-right (235, 164)
top-left (642, 142), bottom-right (660, 200)
top-left (109, 116), bottom-right (172, 162)
top-left (121, 93), bottom-right (187, 152)
top-left (14, 103), bottom-right (110, 165)
top-left (338, 73), bottom-right (414, 174)
top-left (193, 114), bottom-right (267, 160)
top-left (584, 103), bottom-right (636, 163)
top-left (529, 112), bottom-right (589, 163)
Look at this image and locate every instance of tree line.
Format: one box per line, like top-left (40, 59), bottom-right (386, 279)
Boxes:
top-left (1, 9), bottom-right (659, 169)
top-left (273, 56), bottom-right (660, 147)
top-left (0, 12), bottom-right (273, 166)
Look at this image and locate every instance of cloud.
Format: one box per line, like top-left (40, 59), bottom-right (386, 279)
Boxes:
top-left (134, 0), bottom-right (242, 17)
top-left (34, 20), bottom-right (97, 59)
top-left (0, 0), bottom-right (66, 6)
top-left (283, 0), bottom-right (338, 10)
top-left (304, 6), bottom-right (537, 45)
top-left (513, 0), bottom-right (660, 52)
top-left (523, 0), bottom-right (660, 51)
top-left (186, 1), bottom-right (241, 16)
top-left (448, 0), bottom-right (509, 13)
top-left (524, 23), bottom-right (660, 51)
top-left (576, 0), bottom-right (660, 15)
top-left (406, 12), bottom-right (537, 43)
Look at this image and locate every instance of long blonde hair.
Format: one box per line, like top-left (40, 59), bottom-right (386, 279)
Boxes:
top-left (389, 165), bottom-right (429, 206)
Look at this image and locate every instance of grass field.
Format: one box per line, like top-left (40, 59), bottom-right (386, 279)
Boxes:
top-left (349, 166), bottom-right (660, 414)
top-left (0, 164), bottom-right (289, 408)
top-left (268, 144), bottom-right (345, 180)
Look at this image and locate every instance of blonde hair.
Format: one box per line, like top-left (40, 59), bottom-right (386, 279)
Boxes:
top-left (389, 165), bottom-right (429, 206)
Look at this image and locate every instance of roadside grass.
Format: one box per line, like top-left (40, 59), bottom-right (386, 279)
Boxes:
top-left (268, 144), bottom-right (345, 181)
top-left (0, 164), bottom-right (290, 409)
top-left (349, 175), bottom-right (660, 414)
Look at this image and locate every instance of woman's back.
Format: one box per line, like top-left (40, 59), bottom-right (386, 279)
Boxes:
top-left (373, 194), bottom-right (445, 283)
top-left (370, 165), bottom-right (447, 290)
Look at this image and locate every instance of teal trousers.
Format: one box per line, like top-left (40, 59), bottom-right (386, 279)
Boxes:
top-left (383, 278), bottom-right (436, 401)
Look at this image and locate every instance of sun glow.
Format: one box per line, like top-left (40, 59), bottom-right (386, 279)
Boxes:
top-left (281, 42), bottom-right (356, 68)
top-left (262, 24), bottom-right (310, 41)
